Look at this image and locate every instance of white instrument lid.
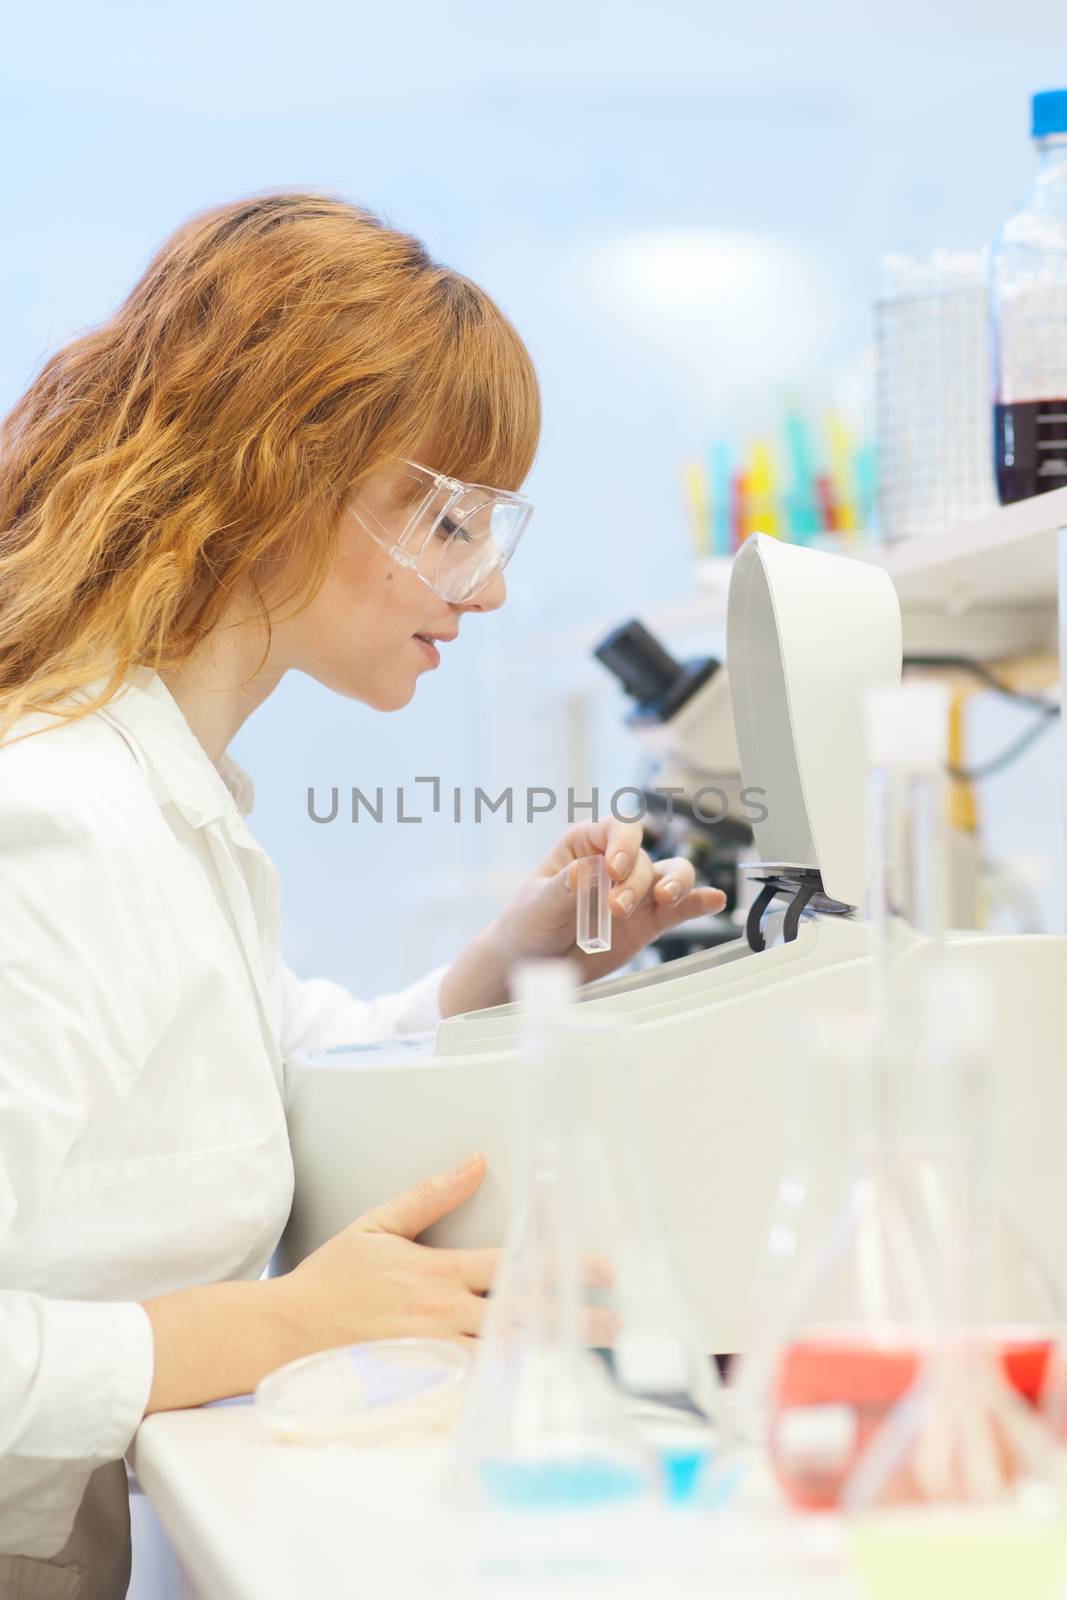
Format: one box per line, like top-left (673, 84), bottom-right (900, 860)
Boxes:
top-left (726, 534), bottom-right (902, 909)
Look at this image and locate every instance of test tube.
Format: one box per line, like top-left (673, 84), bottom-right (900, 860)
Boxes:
top-left (576, 854), bottom-right (612, 955)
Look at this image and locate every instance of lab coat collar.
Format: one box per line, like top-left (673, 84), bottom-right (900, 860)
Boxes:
top-left (86, 666), bottom-right (284, 1071)
top-left (92, 667), bottom-right (261, 844)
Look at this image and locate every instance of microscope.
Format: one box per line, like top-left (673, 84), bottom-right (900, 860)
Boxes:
top-left (593, 619), bottom-right (753, 957)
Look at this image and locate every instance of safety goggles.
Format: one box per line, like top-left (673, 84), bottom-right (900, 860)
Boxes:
top-left (347, 457), bottom-right (534, 604)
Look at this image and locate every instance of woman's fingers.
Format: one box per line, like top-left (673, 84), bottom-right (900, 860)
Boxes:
top-left (567, 843), bottom-right (725, 930)
top-left (460, 1298), bottom-right (620, 1344)
top-left (582, 1252), bottom-right (615, 1290)
top-left (651, 856), bottom-right (697, 907)
top-left (584, 1306), bottom-right (621, 1347)
top-left (442, 1332), bottom-right (480, 1350)
top-left (606, 847), bottom-right (655, 918)
top-left (447, 1243), bottom-right (617, 1342)
top-left (598, 819), bottom-right (645, 887)
top-left (659, 884), bottom-right (727, 925)
top-left (649, 860), bottom-right (726, 923)
top-left (451, 1248), bottom-right (613, 1297)
top-left (360, 1153), bottom-right (487, 1239)
top-left (558, 819), bottom-right (645, 887)
top-left (456, 1290), bottom-right (489, 1337)
top-left (452, 1247), bottom-right (501, 1294)
top-left (609, 850), bottom-right (705, 922)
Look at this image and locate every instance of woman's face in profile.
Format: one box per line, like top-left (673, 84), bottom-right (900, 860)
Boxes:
top-left (269, 465), bottom-right (508, 711)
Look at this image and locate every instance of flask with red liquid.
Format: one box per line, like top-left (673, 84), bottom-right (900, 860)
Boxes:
top-left (843, 968), bottom-right (1066, 1600)
top-left (731, 683), bottom-right (1058, 1513)
top-left (762, 985), bottom-right (1058, 1512)
top-left (761, 1011), bottom-right (936, 1513)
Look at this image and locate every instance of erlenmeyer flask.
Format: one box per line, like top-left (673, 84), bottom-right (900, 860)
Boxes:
top-left (446, 958), bottom-right (656, 1517)
top-left (562, 1011), bottom-right (722, 1502)
top-left (847, 1346), bottom-right (1067, 1600)
top-left (726, 686), bottom-right (948, 1504)
top-left (727, 1012), bottom-right (908, 1449)
top-left (739, 1011), bottom-right (938, 1513)
top-left (1037, 1289), bottom-right (1067, 1441)
top-left (865, 681), bottom-right (1060, 1401)
top-left (892, 960), bottom-right (1061, 1415)
top-left (844, 967), bottom-right (1067, 1600)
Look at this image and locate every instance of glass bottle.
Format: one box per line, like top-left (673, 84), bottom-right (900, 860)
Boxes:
top-left (991, 89), bottom-right (1067, 504)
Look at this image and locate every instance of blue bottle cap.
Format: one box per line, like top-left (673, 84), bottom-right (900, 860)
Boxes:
top-left (1032, 90), bottom-right (1067, 139)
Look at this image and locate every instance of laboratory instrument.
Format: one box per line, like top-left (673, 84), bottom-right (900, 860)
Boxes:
top-left (991, 89), bottom-right (1067, 504)
top-left (279, 532), bottom-right (1067, 1362)
top-left (575, 854), bottom-right (611, 955)
top-left (593, 618), bottom-right (750, 956)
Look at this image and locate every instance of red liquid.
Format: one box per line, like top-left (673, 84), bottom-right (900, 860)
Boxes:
top-left (770, 1332), bottom-right (1053, 1512)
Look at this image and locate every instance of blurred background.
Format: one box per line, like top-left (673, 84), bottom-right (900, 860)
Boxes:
top-left (2, 0), bottom-right (1064, 997)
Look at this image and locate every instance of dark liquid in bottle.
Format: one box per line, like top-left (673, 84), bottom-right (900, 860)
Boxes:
top-left (995, 400), bottom-right (1067, 503)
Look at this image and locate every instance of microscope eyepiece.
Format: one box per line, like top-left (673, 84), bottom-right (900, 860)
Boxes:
top-left (594, 620), bottom-right (685, 706)
top-left (595, 619), bottom-right (719, 722)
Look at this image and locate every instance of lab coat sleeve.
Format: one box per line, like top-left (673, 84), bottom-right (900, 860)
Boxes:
top-left (0, 1293), bottom-right (153, 1480)
top-left (0, 781), bottom-right (167, 1526)
top-left (278, 960), bottom-right (450, 1054)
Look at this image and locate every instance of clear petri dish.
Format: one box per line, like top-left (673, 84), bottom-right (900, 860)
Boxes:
top-left (255, 1338), bottom-right (472, 1445)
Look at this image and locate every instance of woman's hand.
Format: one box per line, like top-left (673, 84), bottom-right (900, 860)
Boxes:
top-left (142, 1156), bottom-right (496, 1414)
top-left (499, 816), bottom-right (726, 978)
top-left (440, 818), bottom-right (727, 1015)
top-left (273, 1153), bottom-right (498, 1351)
top-left (143, 1152), bottom-right (620, 1414)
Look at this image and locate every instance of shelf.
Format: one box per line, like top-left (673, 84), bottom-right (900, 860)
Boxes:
top-left (853, 485), bottom-right (1067, 659)
top-left (641, 489), bottom-right (1067, 661)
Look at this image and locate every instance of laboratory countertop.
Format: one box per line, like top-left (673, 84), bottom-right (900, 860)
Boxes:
top-left (131, 1400), bottom-right (863, 1600)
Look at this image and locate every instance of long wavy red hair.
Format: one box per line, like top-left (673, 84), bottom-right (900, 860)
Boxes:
top-left (0, 191), bottom-right (541, 741)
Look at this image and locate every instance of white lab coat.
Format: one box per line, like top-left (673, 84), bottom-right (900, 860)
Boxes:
top-left (0, 667), bottom-right (447, 1558)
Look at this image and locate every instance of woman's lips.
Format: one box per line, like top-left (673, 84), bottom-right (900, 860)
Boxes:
top-left (413, 634), bottom-right (440, 666)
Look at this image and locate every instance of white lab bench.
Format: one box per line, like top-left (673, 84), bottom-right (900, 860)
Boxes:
top-left (130, 1399), bottom-right (863, 1600)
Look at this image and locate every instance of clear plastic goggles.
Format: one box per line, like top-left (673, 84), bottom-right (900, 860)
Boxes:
top-left (347, 458), bottom-right (533, 604)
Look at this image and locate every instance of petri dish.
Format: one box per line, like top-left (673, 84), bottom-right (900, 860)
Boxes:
top-left (255, 1337), bottom-right (472, 1445)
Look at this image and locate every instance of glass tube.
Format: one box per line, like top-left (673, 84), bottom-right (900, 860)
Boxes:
top-left (576, 854), bottom-right (612, 954)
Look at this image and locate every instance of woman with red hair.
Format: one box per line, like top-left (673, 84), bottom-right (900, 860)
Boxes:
top-left (0, 192), bottom-right (723, 1595)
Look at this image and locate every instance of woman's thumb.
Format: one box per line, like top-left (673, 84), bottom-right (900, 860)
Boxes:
top-left (360, 1153), bottom-right (486, 1239)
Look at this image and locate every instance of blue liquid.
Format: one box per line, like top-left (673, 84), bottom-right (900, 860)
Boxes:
top-left (480, 1459), bottom-right (648, 1510)
top-left (686, 1449), bottom-right (747, 1511)
top-left (660, 1446), bottom-right (710, 1503)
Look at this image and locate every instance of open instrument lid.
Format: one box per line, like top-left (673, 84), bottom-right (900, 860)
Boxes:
top-left (726, 534), bottom-right (903, 909)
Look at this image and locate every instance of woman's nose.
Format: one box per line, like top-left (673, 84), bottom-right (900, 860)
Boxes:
top-left (461, 567), bottom-right (508, 614)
